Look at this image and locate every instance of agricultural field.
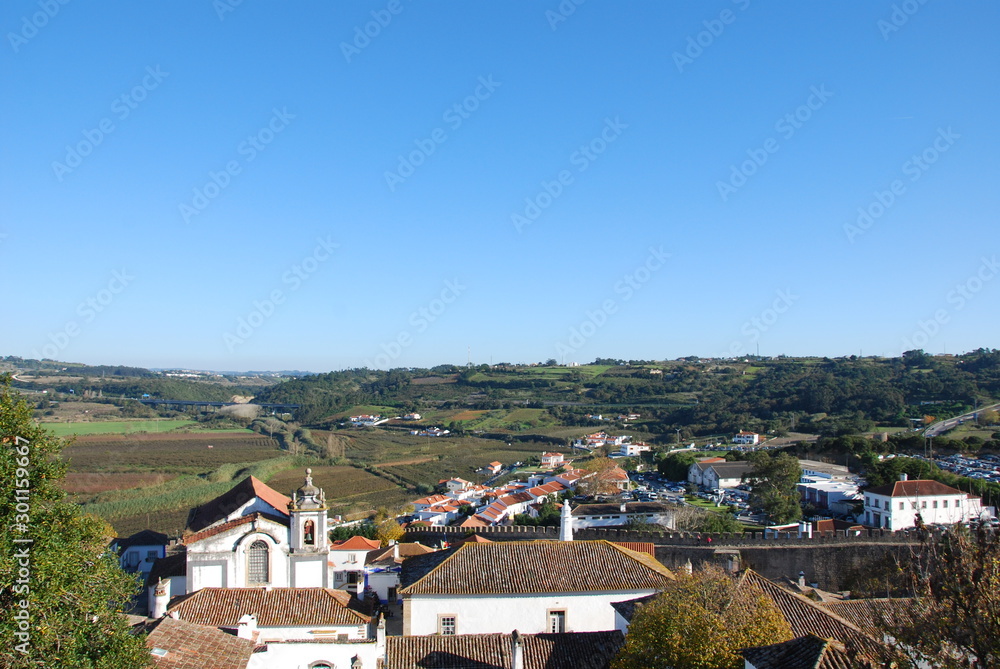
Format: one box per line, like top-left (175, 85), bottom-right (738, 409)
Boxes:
top-left (62, 432), bottom-right (283, 472)
top-left (267, 465), bottom-right (412, 519)
top-left (63, 472), bottom-right (178, 495)
top-left (45, 419), bottom-right (199, 436)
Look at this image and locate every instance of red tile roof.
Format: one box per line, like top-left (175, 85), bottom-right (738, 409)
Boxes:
top-left (612, 542), bottom-right (657, 558)
top-left (186, 477), bottom-right (291, 533)
top-left (167, 588), bottom-right (371, 627)
top-left (865, 479), bottom-right (966, 498)
top-left (386, 631), bottom-right (624, 669)
top-left (400, 540), bottom-right (673, 596)
top-left (330, 536), bottom-right (381, 551)
top-left (183, 512), bottom-right (286, 545)
top-left (146, 616), bottom-right (254, 669)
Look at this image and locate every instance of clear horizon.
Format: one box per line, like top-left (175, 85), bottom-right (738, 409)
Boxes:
top-left (3, 2), bottom-right (997, 371)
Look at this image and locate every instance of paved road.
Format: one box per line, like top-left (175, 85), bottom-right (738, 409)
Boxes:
top-left (925, 402), bottom-right (1000, 437)
top-left (924, 402), bottom-right (1000, 438)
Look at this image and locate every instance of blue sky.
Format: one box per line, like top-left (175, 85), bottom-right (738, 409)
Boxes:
top-left (2, 1), bottom-right (997, 371)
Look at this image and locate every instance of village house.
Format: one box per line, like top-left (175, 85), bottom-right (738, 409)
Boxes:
top-left (399, 540), bottom-right (674, 636)
top-left (619, 441), bottom-right (651, 457)
top-left (862, 474), bottom-right (983, 530)
top-left (571, 501), bottom-right (674, 529)
top-left (329, 535), bottom-right (381, 593)
top-left (731, 430), bottom-right (760, 445)
top-left (351, 414), bottom-right (383, 426)
top-left (364, 542), bottom-right (438, 605)
top-left (688, 460), bottom-right (755, 490)
top-left (112, 529), bottom-right (170, 578)
top-left (540, 451), bottom-right (565, 468)
top-left (485, 460), bottom-right (503, 475)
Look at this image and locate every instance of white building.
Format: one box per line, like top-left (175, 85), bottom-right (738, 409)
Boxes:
top-left (863, 476), bottom-right (983, 530)
top-left (112, 529), bottom-right (169, 577)
top-left (797, 478), bottom-right (861, 516)
top-left (329, 535), bottom-right (381, 592)
top-left (540, 452), bottom-right (565, 468)
top-left (619, 442), bottom-right (651, 457)
top-left (732, 431), bottom-right (760, 445)
top-left (798, 459), bottom-right (851, 480)
top-left (399, 540), bottom-right (674, 636)
top-left (688, 461), bottom-right (755, 490)
top-left (571, 501), bottom-right (674, 529)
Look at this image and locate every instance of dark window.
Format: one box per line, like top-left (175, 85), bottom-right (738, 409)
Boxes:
top-left (247, 540), bottom-right (269, 584)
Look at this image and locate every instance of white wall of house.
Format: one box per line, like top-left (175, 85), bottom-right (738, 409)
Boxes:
top-left (247, 640), bottom-right (382, 669)
top-left (863, 492), bottom-right (982, 530)
top-left (187, 523), bottom-right (293, 592)
top-left (252, 623), bottom-right (369, 643)
top-left (573, 511), bottom-right (673, 529)
top-left (404, 590), bottom-right (659, 636)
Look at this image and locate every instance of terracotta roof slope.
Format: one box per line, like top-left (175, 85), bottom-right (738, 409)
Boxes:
top-left (167, 587), bottom-right (371, 627)
top-left (183, 512), bottom-right (287, 545)
top-left (185, 476), bottom-right (291, 532)
top-left (145, 616), bottom-right (253, 669)
top-left (741, 634), bottom-right (853, 669)
top-left (385, 631), bottom-right (624, 669)
top-left (330, 536), bottom-right (381, 551)
top-left (821, 598), bottom-right (917, 639)
top-left (400, 540), bottom-right (673, 596)
top-left (865, 479), bottom-right (965, 498)
top-left (738, 571), bottom-right (880, 660)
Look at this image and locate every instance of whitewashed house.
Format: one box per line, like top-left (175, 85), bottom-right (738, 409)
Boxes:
top-left (399, 540), bottom-right (674, 636)
top-left (863, 475), bottom-right (983, 530)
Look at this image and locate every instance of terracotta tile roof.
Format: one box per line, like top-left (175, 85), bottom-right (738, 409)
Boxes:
top-left (865, 479), bottom-right (966, 498)
top-left (400, 540), bottom-right (674, 596)
top-left (167, 587), bottom-right (371, 627)
top-left (145, 616), bottom-right (254, 669)
top-left (821, 598), bottom-right (917, 639)
top-left (742, 634), bottom-right (853, 669)
top-left (813, 519), bottom-right (865, 534)
top-left (489, 461), bottom-right (503, 467)
top-left (385, 631), bottom-right (624, 669)
top-left (414, 494), bottom-right (451, 506)
top-left (612, 542), bottom-right (656, 558)
top-left (598, 467), bottom-right (629, 481)
top-left (186, 476), bottom-right (291, 533)
top-left (366, 543), bottom-right (437, 565)
top-left (460, 516), bottom-right (489, 528)
top-left (330, 536), bottom-right (381, 551)
top-left (457, 534), bottom-right (493, 545)
top-left (183, 512), bottom-right (287, 545)
top-left (738, 571), bottom-right (880, 660)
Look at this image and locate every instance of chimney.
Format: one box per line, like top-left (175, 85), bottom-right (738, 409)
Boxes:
top-left (151, 578), bottom-right (170, 619)
top-left (559, 502), bottom-right (573, 542)
top-left (682, 559), bottom-right (693, 576)
top-left (797, 521), bottom-right (812, 539)
top-left (237, 614), bottom-right (258, 640)
top-left (511, 630), bottom-right (524, 669)
top-left (797, 571), bottom-right (806, 588)
top-left (376, 616), bottom-right (386, 653)
top-left (620, 500), bottom-right (627, 513)
top-left (393, 543), bottom-right (400, 560)
top-left (900, 472), bottom-right (908, 482)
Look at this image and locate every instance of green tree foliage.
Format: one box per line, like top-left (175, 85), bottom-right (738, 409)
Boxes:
top-left (875, 526), bottom-right (1000, 668)
top-left (329, 522), bottom-right (377, 542)
top-left (657, 451), bottom-right (696, 480)
top-left (744, 452), bottom-right (802, 524)
top-left (0, 378), bottom-right (150, 669)
top-left (612, 565), bottom-right (792, 669)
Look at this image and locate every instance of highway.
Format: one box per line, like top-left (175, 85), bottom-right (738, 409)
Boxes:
top-left (924, 402), bottom-right (1000, 438)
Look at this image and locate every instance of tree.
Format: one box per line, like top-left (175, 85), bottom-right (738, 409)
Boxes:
top-left (874, 525), bottom-right (1000, 668)
top-left (0, 377), bottom-right (150, 668)
top-left (744, 452), bottom-right (802, 524)
top-left (612, 565), bottom-right (792, 669)
top-left (979, 408), bottom-right (999, 427)
top-left (657, 451), bottom-right (696, 481)
top-left (375, 518), bottom-right (404, 546)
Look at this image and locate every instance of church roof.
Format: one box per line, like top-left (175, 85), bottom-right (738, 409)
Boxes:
top-left (185, 476), bottom-right (292, 533)
top-left (400, 540), bottom-right (674, 596)
top-left (167, 587), bottom-right (371, 628)
top-left (182, 512), bottom-right (287, 545)
top-left (145, 616), bottom-right (254, 669)
top-left (385, 631), bottom-right (623, 669)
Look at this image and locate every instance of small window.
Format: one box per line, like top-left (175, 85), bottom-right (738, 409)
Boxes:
top-left (884, 501), bottom-right (889, 510)
top-left (304, 520), bottom-right (315, 546)
top-left (125, 551), bottom-right (140, 568)
top-left (247, 540), bottom-right (269, 585)
top-left (899, 502), bottom-right (904, 510)
top-left (548, 610), bottom-right (566, 633)
top-left (922, 501), bottom-right (927, 509)
top-left (146, 550), bottom-right (158, 562)
top-left (933, 501), bottom-right (938, 509)
top-left (911, 503), bottom-right (917, 510)
top-left (943, 500), bottom-right (949, 508)
top-left (439, 616), bottom-right (456, 636)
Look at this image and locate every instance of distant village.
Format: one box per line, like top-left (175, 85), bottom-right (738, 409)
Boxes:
top-left (117, 424), bottom-right (993, 668)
